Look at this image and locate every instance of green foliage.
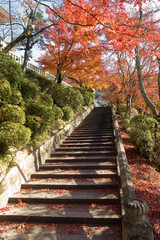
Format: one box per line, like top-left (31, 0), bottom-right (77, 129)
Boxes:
top-left (20, 78), bottom-right (40, 99)
top-left (0, 52), bottom-right (23, 87)
top-left (25, 68), bottom-right (38, 79)
top-left (117, 104), bottom-right (138, 118)
top-left (52, 84), bottom-right (84, 111)
top-left (0, 122), bottom-right (31, 152)
top-left (62, 106), bottom-right (74, 121)
top-left (55, 119), bottom-right (66, 129)
top-left (0, 77), bottom-right (12, 102)
top-left (74, 87), bottom-right (94, 106)
top-left (55, 107), bottom-right (64, 120)
top-left (25, 115), bottom-right (42, 137)
top-left (36, 74), bottom-right (53, 91)
top-left (0, 153), bottom-right (14, 175)
top-left (121, 118), bottom-right (130, 131)
top-left (0, 104), bottom-right (25, 124)
top-left (117, 104), bottom-right (127, 114)
top-left (150, 138), bottom-right (160, 171)
top-left (130, 114), bottom-right (158, 135)
top-left (129, 114), bottom-right (159, 158)
top-left (34, 92), bottom-right (53, 107)
top-left (25, 101), bottom-right (55, 131)
top-left (9, 89), bottom-right (23, 106)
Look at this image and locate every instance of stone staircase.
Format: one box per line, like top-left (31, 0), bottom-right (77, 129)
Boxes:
top-left (0, 107), bottom-right (122, 239)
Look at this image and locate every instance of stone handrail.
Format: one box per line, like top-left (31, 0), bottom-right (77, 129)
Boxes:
top-left (112, 107), bottom-right (154, 240)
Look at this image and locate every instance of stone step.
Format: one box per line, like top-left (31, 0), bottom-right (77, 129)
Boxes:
top-left (51, 151), bottom-right (115, 157)
top-left (60, 142), bottom-right (114, 147)
top-left (31, 171), bottom-right (117, 179)
top-left (70, 133), bottom-right (114, 137)
top-left (63, 141), bottom-right (114, 145)
top-left (8, 189), bottom-right (120, 204)
top-left (66, 136), bottom-right (115, 140)
top-left (40, 163), bottom-right (117, 170)
top-left (72, 131), bottom-right (114, 134)
top-left (0, 223), bottom-right (122, 240)
top-left (0, 203), bottom-right (121, 224)
top-left (56, 147), bottom-right (115, 152)
top-left (74, 129), bottom-right (113, 132)
top-left (45, 156), bottom-right (116, 163)
top-left (21, 179), bottom-right (119, 190)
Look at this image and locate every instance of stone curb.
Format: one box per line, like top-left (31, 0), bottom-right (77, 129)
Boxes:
top-left (0, 103), bottom-right (95, 208)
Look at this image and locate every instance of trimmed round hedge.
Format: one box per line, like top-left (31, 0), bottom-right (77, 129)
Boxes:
top-left (0, 77), bottom-right (12, 101)
top-left (75, 87), bottom-right (94, 106)
top-left (0, 104), bottom-right (25, 124)
top-left (0, 121), bottom-right (31, 152)
top-left (25, 115), bottom-right (42, 137)
top-left (55, 107), bottom-right (64, 120)
top-left (52, 84), bottom-right (84, 111)
top-left (62, 106), bottom-right (74, 121)
top-left (25, 101), bottom-right (55, 132)
top-left (20, 78), bottom-right (40, 99)
top-left (9, 89), bottom-right (23, 106)
top-left (0, 52), bottom-right (23, 87)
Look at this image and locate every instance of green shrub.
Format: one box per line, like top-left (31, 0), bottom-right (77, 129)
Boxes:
top-left (0, 77), bottom-right (12, 102)
top-left (25, 68), bottom-right (38, 79)
top-left (0, 52), bottom-right (23, 87)
top-left (130, 114), bottom-right (158, 136)
top-left (52, 84), bottom-right (84, 111)
top-left (0, 153), bottom-right (14, 174)
top-left (36, 74), bottom-right (53, 91)
top-left (117, 104), bottom-right (138, 118)
top-left (62, 106), bottom-right (74, 121)
top-left (9, 89), bottom-right (23, 106)
top-left (34, 92), bottom-right (53, 107)
top-left (117, 104), bottom-right (127, 114)
top-left (131, 108), bottom-right (138, 117)
top-left (55, 119), bottom-right (66, 129)
top-left (20, 78), bottom-right (40, 99)
top-left (25, 115), bottom-right (42, 137)
top-left (121, 118), bottom-right (130, 130)
top-left (0, 122), bottom-right (31, 152)
top-left (0, 104), bottom-right (25, 124)
top-left (129, 114), bottom-right (159, 158)
top-left (26, 101), bottom-right (55, 131)
top-left (74, 87), bottom-right (94, 106)
top-left (150, 138), bottom-right (160, 171)
top-left (55, 107), bottom-right (64, 120)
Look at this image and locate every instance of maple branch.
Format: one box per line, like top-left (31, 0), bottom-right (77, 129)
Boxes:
top-left (142, 8), bottom-right (160, 18)
top-left (33, 0), bottom-right (93, 27)
top-left (67, 76), bottom-right (82, 86)
top-left (2, 22), bottom-right (58, 53)
top-left (66, 0), bottom-right (110, 29)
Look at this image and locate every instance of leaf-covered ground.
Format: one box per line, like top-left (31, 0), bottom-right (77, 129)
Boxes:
top-left (118, 118), bottom-right (160, 240)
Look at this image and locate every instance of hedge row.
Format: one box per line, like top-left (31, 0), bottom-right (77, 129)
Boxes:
top-left (118, 103), bottom-right (160, 170)
top-left (0, 53), bottom-right (94, 153)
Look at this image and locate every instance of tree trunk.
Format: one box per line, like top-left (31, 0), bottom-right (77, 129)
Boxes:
top-left (125, 95), bottom-right (132, 118)
top-left (22, 48), bottom-right (30, 76)
top-left (57, 69), bottom-right (63, 84)
top-left (9, 0), bottom-right (13, 42)
top-left (135, 46), bottom-right (158, 118)
top-left (22, 36), bottom-right (31, 76)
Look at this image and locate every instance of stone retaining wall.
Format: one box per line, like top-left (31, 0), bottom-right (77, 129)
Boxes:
top-left (0, 103), bottom-right (95, 208)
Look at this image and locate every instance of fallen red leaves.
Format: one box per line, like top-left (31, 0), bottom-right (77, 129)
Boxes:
top-left (118, 118), bottom-right (160, 240)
